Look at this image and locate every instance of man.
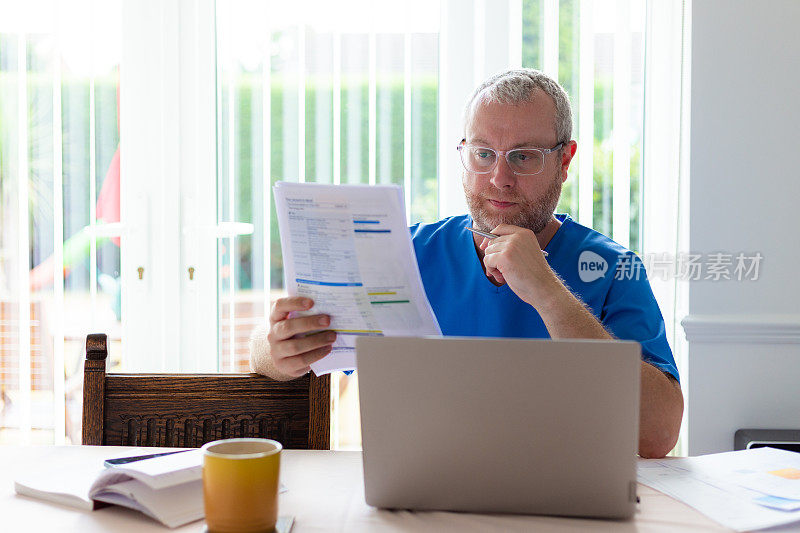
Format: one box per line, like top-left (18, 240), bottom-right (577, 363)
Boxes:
top-left (250, 68), bottom-right (683, 459)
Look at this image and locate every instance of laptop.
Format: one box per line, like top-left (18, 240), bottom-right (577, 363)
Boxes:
top-left (355, 336), bottom-right (641, 519)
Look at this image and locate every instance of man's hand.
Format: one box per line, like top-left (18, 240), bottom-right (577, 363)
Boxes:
top-left (480, 224), bottom-right (560, 306)
top-left (259, 297), bottom-right (337, 379)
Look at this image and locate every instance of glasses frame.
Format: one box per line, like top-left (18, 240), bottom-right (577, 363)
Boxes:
top-left (456, 139), bottom-right (564, 176)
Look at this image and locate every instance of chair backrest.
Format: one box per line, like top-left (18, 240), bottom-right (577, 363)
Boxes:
top-left (81, 333), bottom-right (330, 449)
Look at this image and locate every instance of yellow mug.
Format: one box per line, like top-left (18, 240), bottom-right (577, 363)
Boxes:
top-left (202, 438), bottom-right (282, 533)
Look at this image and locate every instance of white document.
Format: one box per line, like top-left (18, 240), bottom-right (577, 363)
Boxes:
top-left (694, 446), bottom-right (800, 501)
top-left (638, 448), bottom-right (800, 531)
top-left (273, 182), bottom-right (441, 375)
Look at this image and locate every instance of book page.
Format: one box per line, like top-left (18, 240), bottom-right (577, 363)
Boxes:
top-left (91, 449), bottom-right (203, 491)
top-left (14, 462), bottom-right (102, 510)
top-left (14, 448), bottom-right (215, 528)
top-left (274, 182), bottom-right (441, 375)
top-left (12, 446), bottom-right (142, 510)
top-left (93, 479), bottom-right (204, 528)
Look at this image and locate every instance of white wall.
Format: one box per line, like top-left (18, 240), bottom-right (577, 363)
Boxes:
top-left (685, 0), bottom-right (800, 455)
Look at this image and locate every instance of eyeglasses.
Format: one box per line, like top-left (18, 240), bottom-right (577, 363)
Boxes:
top-left (456, 139), bottom-right (564, 176)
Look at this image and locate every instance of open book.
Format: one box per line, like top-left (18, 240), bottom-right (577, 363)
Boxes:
top-left (14, 449), bottom-right (205, 528)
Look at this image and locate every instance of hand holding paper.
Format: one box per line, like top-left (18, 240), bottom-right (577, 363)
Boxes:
top-left (266, 296), bottom-right (338, 378)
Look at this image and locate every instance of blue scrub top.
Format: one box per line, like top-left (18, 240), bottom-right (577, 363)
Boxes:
top-left (409, 213), bottom-right (679, 383)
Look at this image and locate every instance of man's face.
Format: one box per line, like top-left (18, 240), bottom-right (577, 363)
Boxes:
top-left (462, 90), bottom-right (573, 234)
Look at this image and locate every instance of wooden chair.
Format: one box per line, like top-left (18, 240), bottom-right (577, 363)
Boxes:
top-left (81, 333), bottom-right (330, 449)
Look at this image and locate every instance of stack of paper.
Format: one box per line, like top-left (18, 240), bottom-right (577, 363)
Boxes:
top-left (639, 447), bottom-right (800, 531)
top-left (274, 182), bottom-right (441, 375)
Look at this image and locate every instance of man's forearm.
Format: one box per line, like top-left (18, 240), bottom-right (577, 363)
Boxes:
top-left (638, 362), bottom-right (683, 458)
top-left (534, 277), bottom-right (613, 340)
top-left (249, 326), bottom-right (297, 381)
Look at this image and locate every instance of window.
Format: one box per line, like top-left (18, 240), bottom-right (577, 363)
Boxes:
top-left (523, 0), bottom-right (645, 253)
top-left (215, 0), bottom-right (441, 447)
top-left (213, 0), bottom-right (653, 449)
top-left (0, 0), bottom-right (123, 444)
top-left (0, 0), bottom-right (685, 450)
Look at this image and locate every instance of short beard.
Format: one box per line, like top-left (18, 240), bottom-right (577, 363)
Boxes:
top-left (465, 169), bottom-right (563, 234)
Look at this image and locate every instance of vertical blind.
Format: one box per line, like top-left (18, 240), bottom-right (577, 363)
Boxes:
top-left (0, 0), bottom-right (123, 444)
top-left (214, 1), bottom-right (440, 447)
top-left (0, 0), bottom-right (662, 448)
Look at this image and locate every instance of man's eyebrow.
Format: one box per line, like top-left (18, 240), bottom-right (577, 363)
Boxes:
top-left (511, 141), bottom-right (543, 149)
top-left (511, 138), bottom-right (559, 149)
top-left (467, 138), bottom-right (553, 149)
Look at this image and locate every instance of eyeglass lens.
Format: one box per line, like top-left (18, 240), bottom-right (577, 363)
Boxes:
top-left (461, 146), bottom-right (544, 175)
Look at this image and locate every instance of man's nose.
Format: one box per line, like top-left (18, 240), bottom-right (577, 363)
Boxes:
top-left (489, 154), bottom-right (516, 189)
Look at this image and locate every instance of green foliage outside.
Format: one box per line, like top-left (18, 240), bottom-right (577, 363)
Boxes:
top-left (3, 3), bottom-right (646, 298)
top-left (522, 0), bottom-right (643, 253)
top-left (220, 74), bottom-right (438, 289)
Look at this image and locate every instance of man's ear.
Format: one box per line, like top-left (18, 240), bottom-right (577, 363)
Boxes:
top-left (560, 140), bottom-right (578, 182)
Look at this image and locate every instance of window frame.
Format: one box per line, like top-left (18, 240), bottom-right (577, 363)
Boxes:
top-left (120, 0), bottom-right (217, 372)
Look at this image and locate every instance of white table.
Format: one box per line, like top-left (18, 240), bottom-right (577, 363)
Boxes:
top-left (0, 445), bottom-right (729, 532)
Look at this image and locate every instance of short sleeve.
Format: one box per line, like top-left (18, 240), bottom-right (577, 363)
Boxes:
top-left (600, 253), bottom-right (680, 383)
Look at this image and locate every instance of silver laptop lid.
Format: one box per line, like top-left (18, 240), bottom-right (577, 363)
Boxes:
top-left (355, 336), bottom-right (641, 519)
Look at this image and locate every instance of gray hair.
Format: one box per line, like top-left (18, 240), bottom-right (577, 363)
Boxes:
top-left (464, 68), bottom-right (573, 145)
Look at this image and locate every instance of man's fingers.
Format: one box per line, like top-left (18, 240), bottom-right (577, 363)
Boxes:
top-left (278, 330), bottom-right (337, 358)
top-left (483, 252), bottom-right (506, 284)
top-left (484, 240), bottom-right (501, 254)
top-left (492, 268), bottom-right (506, 285)
top-left (284, 345), bottom-right (334, 376)
top-left (488, 266), bottom-right (505, 284)
top-left (272, 314), bottom-right (331, 341)
top-left (298, 344), bottom-right (335, 366)
top-left (483, 248), bottom-right (498, 269)
top-left (293, 365), bottom-right (312, 377)
top-left (269, 296), bottom-right (313, 323)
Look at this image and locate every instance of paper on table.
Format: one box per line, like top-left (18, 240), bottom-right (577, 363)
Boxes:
top-left (694, 446), bottom-right (800, 501)
top-left (273, 182), bottom-right (441, 375)
top-left (638, 448), bottom-right (800, 532)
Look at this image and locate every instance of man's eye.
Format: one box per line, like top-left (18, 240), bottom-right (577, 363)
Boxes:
top-left (475, 151), bottom-right (491, 159)
top-left (511, 152), bottom-right (529, 161)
